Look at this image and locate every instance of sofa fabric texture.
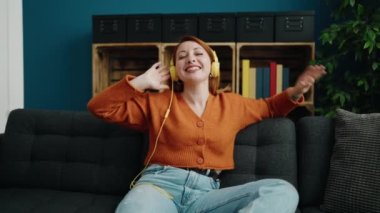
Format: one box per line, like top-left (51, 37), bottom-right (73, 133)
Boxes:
top-left (296, 116), bottom-right (334, 212)
top-left (220, 118), bottom-right (297, 188)
top-left (0, 109), bottom-right (146, 213)
top-left (0, 109), bottom-right (299, 213)
top-left (0, 109), bottom-right (145, 195)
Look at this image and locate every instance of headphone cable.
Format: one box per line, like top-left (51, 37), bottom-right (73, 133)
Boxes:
top-left (129, 79), bottom-right (174, 189)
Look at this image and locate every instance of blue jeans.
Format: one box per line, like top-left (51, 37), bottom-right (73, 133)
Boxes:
top-left (116, 164), bottom-right (299, 213)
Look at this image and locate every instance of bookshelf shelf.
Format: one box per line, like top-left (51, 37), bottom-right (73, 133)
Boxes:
top-left (236, 42), bottom-right (315, 114)
top-left (92, 42), bottom-right (236, 96)
top-left (92, 43), bottom-right (161, 96)
top-left (92, 41), bottom-right (315, 116)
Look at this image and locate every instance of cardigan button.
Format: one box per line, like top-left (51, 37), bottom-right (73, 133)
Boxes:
top-left (196, 121), bottom-right (204, 127)
top-left (197, 157), bottom-right (204, 164)
top-left (197, 139), bottom-right (205, 145)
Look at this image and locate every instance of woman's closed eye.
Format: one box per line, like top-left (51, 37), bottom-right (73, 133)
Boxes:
top-left (177, 53), bottom-right (187, 60)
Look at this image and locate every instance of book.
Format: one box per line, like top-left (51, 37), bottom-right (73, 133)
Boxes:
top-left (242, 59), bottom-right (250, 97)
top-left (249, 67), bottom-right (257, 99)
top-left (262, 67), bottom-right (270, 98)
top-left (283, 67), bottom-right (289, 91)
top-left (269, 61), bottom-right (277, 96)
top-left (256, 67), bottom-right (263, 99)
top-left (276, 64), bottom-right (283, 94)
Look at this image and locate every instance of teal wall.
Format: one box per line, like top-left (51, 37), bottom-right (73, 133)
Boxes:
top-left (23, 0), bottom-right (329, 111)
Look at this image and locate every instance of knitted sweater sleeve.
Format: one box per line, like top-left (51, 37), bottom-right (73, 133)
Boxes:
top-left (87, 75), bottom-right (149, 131)
top-left (256, 88), bottom-right (303, 117)
top-left (237, 88), bottom-right (303, 127)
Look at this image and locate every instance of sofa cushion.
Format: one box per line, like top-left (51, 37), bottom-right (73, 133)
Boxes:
top-left (321, 109), bottom-right (380, 212)
top-left (296, 116), bottom-right (334, 207)
top-left (300, 206), bottom-right (324, 213)
top-left (0, 188), bottom-right (121, 213)
top-left (220, 118), bottom-right (297, 188)
top-left (0, 109), bottom-right (146, 196)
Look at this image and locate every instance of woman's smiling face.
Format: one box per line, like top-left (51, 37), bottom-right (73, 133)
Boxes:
top-left (175, 41), bottom-right (212, 83)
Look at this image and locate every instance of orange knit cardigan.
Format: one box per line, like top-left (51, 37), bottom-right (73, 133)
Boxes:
top-left (87, 76), bottom-right (302, 170)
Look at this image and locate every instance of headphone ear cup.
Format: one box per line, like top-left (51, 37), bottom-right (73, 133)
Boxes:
top-left (211, 51), bottom-right (220, 78)
top-left (211, 61), bottom-right (220, 77)
top-left (169, 59), bottom-right (178, 81)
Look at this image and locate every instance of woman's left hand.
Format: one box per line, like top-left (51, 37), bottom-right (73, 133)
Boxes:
top-left (288, 64), bottom-right (327, 101)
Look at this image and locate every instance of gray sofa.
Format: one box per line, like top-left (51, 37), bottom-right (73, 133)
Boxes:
top-left (0, 109), bottom-right (333, 212)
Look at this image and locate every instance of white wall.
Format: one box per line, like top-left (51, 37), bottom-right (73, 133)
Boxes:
top-left (0, 0), bottom-right (24, 133)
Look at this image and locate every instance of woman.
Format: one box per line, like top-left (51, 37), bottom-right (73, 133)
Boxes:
top-left (88, 35), bottom-right (326, 213)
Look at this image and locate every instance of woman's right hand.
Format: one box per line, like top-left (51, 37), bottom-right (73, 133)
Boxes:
top-left (130, 62), bottom-right (171, 91)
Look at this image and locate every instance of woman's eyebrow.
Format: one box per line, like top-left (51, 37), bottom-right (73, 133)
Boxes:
top-left (178, 47), bottom-right (202, 53)
top-left (177, 47), bottom-right (203, 57)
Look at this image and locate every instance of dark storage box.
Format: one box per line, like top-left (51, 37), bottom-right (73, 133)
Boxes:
top-left (198, 13), bottom-right (236, 42)
top-left (275, 11), bottom-right (314, 42)
top-left (92, 15), bottom-right (126, 43)
top-left (237, 12), bottom-right (274, 42)
top-left (162, 14), bottom-right (198, 42)
top-left (127, 15), bottom-right (162, 42)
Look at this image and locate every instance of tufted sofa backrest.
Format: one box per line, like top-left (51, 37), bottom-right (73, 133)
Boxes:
top-left (0, 109), bottom-right (146, 196)
top-left (220, 118), bottom-right (298, 188)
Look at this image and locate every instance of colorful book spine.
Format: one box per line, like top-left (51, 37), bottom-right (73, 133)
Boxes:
top-left (282, 67), bottom-right (289, 91)
top-left (249, 67), bottom-right (257, 99)
top-left (269, 61), bottom-right (277, 96)
top-left (256, 67), bottom-right (263, 99)
top-left (243, 63), bottom-right (290, 99)
top-left (276, 64), bottom-right (283, 94)
top-left (262, 67), bottom-right (270, 98)
top-left (242, 59), bottom-right (250, 97)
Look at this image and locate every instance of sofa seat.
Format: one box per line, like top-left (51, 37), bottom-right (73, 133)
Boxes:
top-left (0, 188), bottom-right (121, 213)
top-left (300, 207), bottom-right (324, 213)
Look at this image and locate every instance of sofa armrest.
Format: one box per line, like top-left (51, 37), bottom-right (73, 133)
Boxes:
top-left (296, 116), bottom-right (334, 208)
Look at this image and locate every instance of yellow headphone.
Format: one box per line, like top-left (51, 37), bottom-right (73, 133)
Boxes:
top-left (169, 50), bottom-right (220, 81)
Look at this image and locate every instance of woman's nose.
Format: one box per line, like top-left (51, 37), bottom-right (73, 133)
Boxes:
top-left (187, 55), bottom-right (196, 63)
